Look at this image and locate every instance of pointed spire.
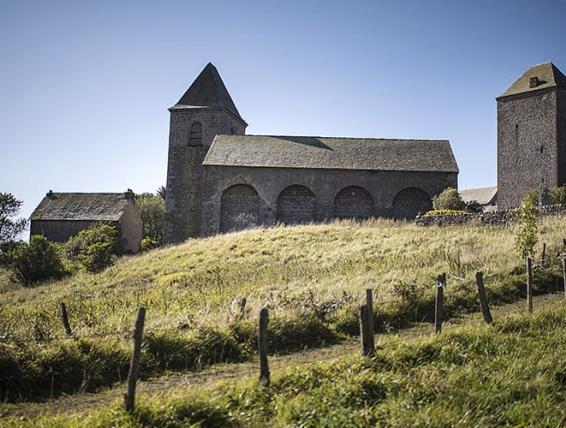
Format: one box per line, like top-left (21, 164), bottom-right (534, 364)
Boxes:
top-left (173, 63), bottom-right (244, 121)
top-left (499, 62), bottom-right (566, 99)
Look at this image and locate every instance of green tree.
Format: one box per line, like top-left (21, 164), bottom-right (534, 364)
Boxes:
top-left (10, 235), bottom-right (65, 285)
top-left (515, 190), bottom-right (539, 259)
top-left (432, 188), bottom-right (466, 211)
top-left (135, 192), bottom-right (165, 243)
top-left (66, 224), bottom-right (120, 273)
top-left (0, 193), bottom-right (27, 244)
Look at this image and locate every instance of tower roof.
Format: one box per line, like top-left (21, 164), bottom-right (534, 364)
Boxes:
top-left (172, 63), bottom-right (244, 122)
top-left (498, 62), bottom-right (566, 99)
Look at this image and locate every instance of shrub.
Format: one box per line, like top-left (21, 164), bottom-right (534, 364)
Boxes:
top-left (515, 190), bottom-right (539, 259)
top-left (465, 200), bottom-right (483, 213)
top-left (141, 237), bottom-right (160, 252)
top-left (424, 209), bottom-right (467, 216)
top-left (548, 185), bottom-right (566, 205)
top-left (9, 235), bottom-right (65, 285)
top-left (432, 188), bottom-right (466, 211)
top-left (66, 224), bottom-right (120, 273)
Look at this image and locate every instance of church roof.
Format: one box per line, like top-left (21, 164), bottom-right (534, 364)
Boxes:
top-left (30, 192), bottom-right (134, 221)
top-left (459, 186), bottom-right (497, 205)
top-left (203, 135), bottom-right (459, 173)
top-left (498, 62), bottom-right (566, 99)
top-left (171, 63), bottom-right (244, 122)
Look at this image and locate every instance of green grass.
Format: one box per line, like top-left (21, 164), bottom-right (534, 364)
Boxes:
top-left (1, 217), bottom-right (565, 401)
top-left (6, 299), bottom-right (566, 427)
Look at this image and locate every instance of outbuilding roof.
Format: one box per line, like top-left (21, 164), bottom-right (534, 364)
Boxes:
top-left (459, 186), bottom-right (497, 205)
top-left (30, 192), bottom-right (134, 221)
top-left (498, 62), bottom-right (566, 99)
top-left (203, 135), bottom-right (459, 173)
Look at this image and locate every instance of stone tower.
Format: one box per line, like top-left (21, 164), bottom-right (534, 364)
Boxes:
top-left (164, 63), bottom-right (247, 243)
top-left (497, 62), bottom-right (566, 209)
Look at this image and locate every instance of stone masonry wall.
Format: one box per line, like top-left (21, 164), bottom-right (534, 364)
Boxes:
top-left (415, 204), bottom-right (566, 227)
top-left (164, 107), bottom-right (246, 244)
top-left (201, 165), bottom-right (457, 236)
top-left (497, 89), bottom-right (559, 209)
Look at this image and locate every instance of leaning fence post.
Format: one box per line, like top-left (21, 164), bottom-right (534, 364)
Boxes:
top-left (258, 307), bottom-right (270, 385)
top-left (435, 274), bottom-right (445, 334)
top-left (365, 289), bottom-right (375, 353)
top-left (124, 307), bottom-right (146, 412)
top-left (475, 272), bottom-right (493, 324)
top-left (59, 302), bottom-right (72, 337)
top-left (526, 256), bottom-right (533, 314)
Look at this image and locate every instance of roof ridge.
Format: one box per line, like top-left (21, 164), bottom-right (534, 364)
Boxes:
top-left (239, 134), bottom-right (449, 142)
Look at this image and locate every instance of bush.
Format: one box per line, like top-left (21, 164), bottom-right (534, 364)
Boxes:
top-left (465, 200), bottom-right (483, 213)
top-left (548, 186), bottom-right (566, 205)
top-left (10, 235), bottom-right (65, 285)
top-left (515, 190), bottom-right (539, 259)
top-left (66, 224), bottom-right (120, 273)
top-left (141, 237), bottom-right (160, 252)
top-left (432, 188), bottom-right (466, 211)
top-left (424, 209), bottom-right (467, 216)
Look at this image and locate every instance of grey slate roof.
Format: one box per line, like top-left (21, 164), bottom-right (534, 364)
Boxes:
top-left (30, 192), bottom-right (132, 221)
top-left (171, 63), bottom-right (244, 122)
top-left (459, 186), bottom-right (497, 205)
top-left (203, 135), bottom-right (459, 173)
top-left (498, 62), bottom-right (566, 99)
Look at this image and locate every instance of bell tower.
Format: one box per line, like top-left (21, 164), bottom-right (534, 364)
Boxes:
top-left (164, 63), bottom-right (247, 243)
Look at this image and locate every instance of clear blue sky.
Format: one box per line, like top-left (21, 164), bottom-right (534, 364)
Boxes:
top-left (2, 0), bottom-right (566, 222)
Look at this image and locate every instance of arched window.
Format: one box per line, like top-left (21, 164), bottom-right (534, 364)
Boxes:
top-left (276, 185), bottom-right (317, 225)
top-left (334, 186), bottom-right (374, 220)
top-left (220, 184), bottom-right (260, 232)
top-left (189, 122), bottom-right (203, 146)
top-left (392, 188), bottom-right (432, 219)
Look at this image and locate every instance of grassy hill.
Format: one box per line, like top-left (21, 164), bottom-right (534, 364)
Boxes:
top-left (0, 217), bottom-right (564, 402)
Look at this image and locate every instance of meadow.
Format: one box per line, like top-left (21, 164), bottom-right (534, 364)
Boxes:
top-left (0, 217), bottom-right (564, 402)
top-left (4, 295), bottom-right (566, 427)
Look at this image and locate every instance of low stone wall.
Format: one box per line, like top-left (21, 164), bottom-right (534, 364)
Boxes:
top-left (415, 204), bottom-right (566, 227)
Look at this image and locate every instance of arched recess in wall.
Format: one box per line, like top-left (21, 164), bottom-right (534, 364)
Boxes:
top-left (220, 184), bottom-right (260, 233)
top-left (392, 187), bottom-right (432, 219)
top-left (276, 185), bottom-right (317, 225)
top-left (334, 186), bottom-right (374, 220)
top-left (188, 122), bottom-right (203, 146)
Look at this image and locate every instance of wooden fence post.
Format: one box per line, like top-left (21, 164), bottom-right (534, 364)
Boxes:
top-left (358, 304), bottom-right (372, 356)
top-left (526, 257), bottom-right (533, 314)
top-left (541, 243), bottom-right (547, 265)
top-left (561, 255), bottom-right (566, 300)
top-left (475, 272), bottom-right (493, 324)
top-left (258, 307), bottom-right (270, 385)
top-left (365, 289), bottom-right (375, 354)
top-left (435, 274), bottom-right (445, 334)
top-left (59, 302), bottom-right (72, 337)
top-left (124, 307), bottom-right (146, 412)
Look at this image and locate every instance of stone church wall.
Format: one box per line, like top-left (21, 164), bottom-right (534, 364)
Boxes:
top-left (200, 165), bottom-right (457, 235)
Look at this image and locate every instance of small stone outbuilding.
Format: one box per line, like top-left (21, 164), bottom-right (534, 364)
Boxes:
top-left (30, 191), bottom-right (143, 253)
top-left (460, 186), bottom-right (498, 211)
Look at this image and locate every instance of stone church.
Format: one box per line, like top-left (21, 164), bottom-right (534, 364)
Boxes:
top-left (164, 63), bottom-right (459, 243)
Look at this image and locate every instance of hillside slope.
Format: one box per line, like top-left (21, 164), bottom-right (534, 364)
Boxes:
top-left (0, 217), bottom-right (564, 402)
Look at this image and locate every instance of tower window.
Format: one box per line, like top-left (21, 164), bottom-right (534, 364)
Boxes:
top-left (189, 122), bottom-right (203, 146)
top-left (529, 76), bottom-right (540, 88)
